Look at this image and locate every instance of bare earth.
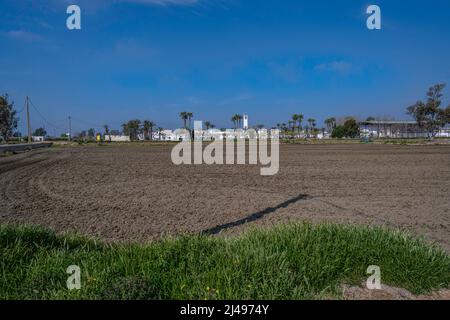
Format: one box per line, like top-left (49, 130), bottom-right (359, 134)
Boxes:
top-left (1, 144), bottom-right (449, 251)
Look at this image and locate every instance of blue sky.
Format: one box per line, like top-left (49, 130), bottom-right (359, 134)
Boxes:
top-left (1, 0), bottom-right (450, 134)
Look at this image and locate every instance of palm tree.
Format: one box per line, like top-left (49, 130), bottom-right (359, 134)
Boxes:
top-left (288, 120), bottom-right (295, 132)
top-left (307, 118), bottom-right (316, 137)
top-left (180, 112), bottom-right (188, 129)
top-left (231, 114), bottom-right (240, 129)
top-left (232, 114), bottom-right (243, 129)
top-left (204, 121), bottom-right (212, 130)
top-left (143, 120), bottom-right (155, 140)
top-left (324, 117), bottom-right (336, 133)
top-left (121, 123), bottom-right (129, 137)
top-left (142, 120), bottom-right (150, 140)
top-left (296, 114), bottom-right (304, 133)
top-left (292, 114), bottom-right (298, 132)
top-left (104, 124), bottom-right (111, 142)
top-left (187, 112), bottom-right (193, 129)
top-left (124, 119), bottom-right (141, 140)
top-left (186, 112), bottom-right (194, 139)
top-left (157, 127), bottom-right (163, 141)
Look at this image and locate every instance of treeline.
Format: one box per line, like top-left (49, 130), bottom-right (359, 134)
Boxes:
top-left (1, 84), bottom-right (449, 143)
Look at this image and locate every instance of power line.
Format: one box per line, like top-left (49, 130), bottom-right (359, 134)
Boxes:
top-left (28, 98), bottom-right (66, 131)
top-left (21, 97), bottom-right (147, 134)
top-left (15, 99), bottom-right (26, 114)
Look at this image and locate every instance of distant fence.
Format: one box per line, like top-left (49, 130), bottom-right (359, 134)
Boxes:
top-left (0, 142), bottom-right (53, 154)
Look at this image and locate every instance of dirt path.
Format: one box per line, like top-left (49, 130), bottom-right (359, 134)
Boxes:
top-left (1, 144), bottom-right (449, 251)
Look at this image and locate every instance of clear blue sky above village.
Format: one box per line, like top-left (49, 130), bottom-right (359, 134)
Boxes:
top-left (1, 0), bottom-right (450, 134)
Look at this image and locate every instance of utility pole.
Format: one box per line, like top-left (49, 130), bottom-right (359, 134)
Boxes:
top-left (68, 116), bottom-right (72, 141)
top-left (26, 96), bottom-right (32, 143)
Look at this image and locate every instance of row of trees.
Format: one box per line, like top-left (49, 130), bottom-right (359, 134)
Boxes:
top-left (0, 94), bottom-right (18, 141)
top-left (118, 120), bottom-right (163, 141)
top-left (275, 115), bottom-right (320, 137)
top-left (407, 84), bottom-right (450, 138)
top-left (75, 120), bottom-right (162, 142)
top-left (1, 84), bottom-right (449, 142)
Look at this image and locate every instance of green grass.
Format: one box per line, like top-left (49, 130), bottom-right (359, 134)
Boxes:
top-left (0, 151), bottom-right (16, 157)
top-left (1, 223), bottom-right (449, 300)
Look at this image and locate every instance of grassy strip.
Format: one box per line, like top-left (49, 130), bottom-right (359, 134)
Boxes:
top-left (1, 223), bottom-right (449, 300)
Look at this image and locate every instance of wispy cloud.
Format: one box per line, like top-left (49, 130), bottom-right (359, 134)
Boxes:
top-left (315, 60), bottom-right (354, 74)
top-left (268, 60), bottom-right (303, 83)
top-left (55, 0), bottom-right (200, 13)
top-left (218, 93), bottom-right (253, 106)
top-left (3, 30), bottom-right (43, 42)
top-left (122, 0), bottom-right (199, 6)
top-left (185, 96), bottom-right (204, 105)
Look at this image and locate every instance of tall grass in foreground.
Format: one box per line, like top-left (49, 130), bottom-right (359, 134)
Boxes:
top-left (1, 223), bottom-right (449, 300)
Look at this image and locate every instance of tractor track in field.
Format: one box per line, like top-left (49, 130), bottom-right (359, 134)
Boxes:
top-left (0, 144), bottom-right (449, 251)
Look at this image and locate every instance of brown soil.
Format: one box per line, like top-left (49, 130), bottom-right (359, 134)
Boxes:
top-left (1, 144), bottom-right (449, 251)
top-left (341, 283), bottom-right (450, 300)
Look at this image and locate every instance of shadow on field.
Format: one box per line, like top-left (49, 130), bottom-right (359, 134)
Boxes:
top-left (201, 194), bottom-right (310, 235)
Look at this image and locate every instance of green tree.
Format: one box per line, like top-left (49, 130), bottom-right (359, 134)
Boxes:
top-left (130, 120), bottom-right (141, 140)
top-left (236, 114), bottom-right (243, 128)
top-left (307, 118), bottom-right (316, 137)
top-left (331, 125), bottom-right (346, 139)
top-left (143, 120), bottom-right (155, 140)
top-left (187, 112), bottom-right (193, 129)
top-left (324, 117), bottom-right (336, 133)
top-left (180, 112), bottom-right (193, 135)
top-left (33, 127), bottom-right (47, 137)
top-left (231, 114), bottom-right (242, 129)
top-left (122, 120), bottom-right (141, 140)
top-left (407, 84), bottom-right (450, 138)
top-left (87, 128), bottom-right (96, 138)
top-left (78, 130), bottom-right (87, 140)
top-left (343, 118), bottom-right (360, 138)
top-left (104, 125), bottom-right (111, 142)
top-left (291, 115), bottom-right (298, 132)
top-left (180, 112), bottom-right (188, 129)
top-left (292, 114), bottom-right (304, 133)
top-left (296, 114), bottom-right (304, 132)
top-left (121, 123), bottom-right (130, 137)
top-left (0, 94), bottom-right (18, 142)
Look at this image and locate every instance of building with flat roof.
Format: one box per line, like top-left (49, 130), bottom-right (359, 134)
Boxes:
top-left (359, 121), bottom-right (450, 138)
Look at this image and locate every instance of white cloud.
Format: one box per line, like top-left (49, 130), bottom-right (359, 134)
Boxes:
top-left (268, 60), bottom-right (302, 83)
top-left (218, 93), bottom-right (253, 106)
top-left (122, 0), bottom-right (199, 6)
top-left (3, 30), bottom-right (43, 42)
top-left (315, 61), bottom-right (354, 74)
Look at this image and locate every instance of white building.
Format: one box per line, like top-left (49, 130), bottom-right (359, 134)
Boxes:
top-left (104, 135), bottom-right (131, 142)
top-left (32, 136), bottom-right (45, 142)
top-left (359, 121), bottom-right (450, 139)
top-left (154, 129), bottom-right (190, 141)
top-left (437, 124), bottom-right (450, 137)
top-left (243, 114), bottom-right (249, 130)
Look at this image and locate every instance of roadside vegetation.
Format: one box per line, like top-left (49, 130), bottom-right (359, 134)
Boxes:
top-left (1, 223), bottom-right (449, 300)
